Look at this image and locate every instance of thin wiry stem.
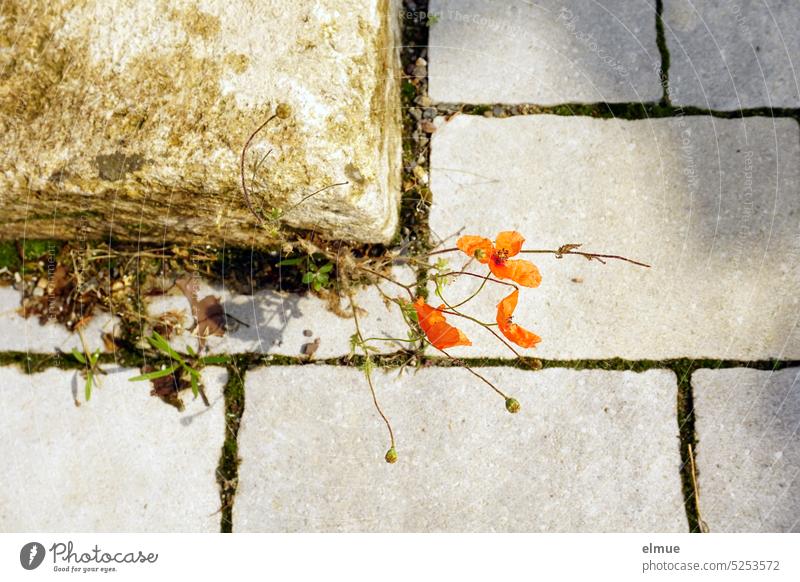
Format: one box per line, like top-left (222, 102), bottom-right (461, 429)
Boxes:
top-left (357, 265), bottom-right (415, 299)
top-left (440, 270), bottom-right (518, 290)
top-left (435, 290), bottom-right (525, 360)
top-left (688, 443), bottom-right (709, 533)
top-left (431, 343), bottom-right (508, 400)
top-left (349, 294), bottom-right (395, 449)
top-left (519, 247), bottom-right (651, 268)
top-left (281, 181), bottom-right (349, 217)
top-left (444, 274), bottom-right (488, 309)
top-left (240, 115), bottom-right (348, 224)
top-left (240, 114), bottom-right (278, 224)
top-left (427, 245), bottom-right (650, 268)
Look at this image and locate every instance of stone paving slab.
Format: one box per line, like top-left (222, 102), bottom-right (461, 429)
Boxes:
top-left (693, 367), bottom-right (800, 532)
top-left (429, 114), bottom-right (800, 360)
top-left (664, 0), bottom-right (800, 109)
top-left (0, 366), bottom-right (227, 532)
top-left (144, 268), bottom-right (414, 357)
top-left (0, 287), bottom-right (119, 353)
top-left (428, 0), bottom-right (661, 104)
top-left (234, 366), bottom-right (685, 532)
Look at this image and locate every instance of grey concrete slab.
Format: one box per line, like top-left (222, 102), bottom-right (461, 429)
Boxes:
top-left (429, 114), bottom-right (800, 359)
top-left (428, 0), bottom-right (662, 104)
top-left (665, 0), bottom-right (800, 109)
top-left (693, 367), bottom-right (800, 532)
top-left (234, 366), bottom-right (685, 532)
top-left (0, 366), bottom-right (227, 532)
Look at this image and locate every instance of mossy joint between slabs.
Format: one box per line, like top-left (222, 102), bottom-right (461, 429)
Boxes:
top-left (446, 102), bottom-right (800, 122)
top-left (216, 358), bottom-right (246, 533)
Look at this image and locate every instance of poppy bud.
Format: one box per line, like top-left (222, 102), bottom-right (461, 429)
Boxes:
top-left (385, 447), bottom-right (398, 464)
top-left (505, 397), bottom-right (521, 414)
top-left (275, 103), bottom-right (292, 119)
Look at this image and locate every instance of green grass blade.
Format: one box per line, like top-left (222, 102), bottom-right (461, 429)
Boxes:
top-left (147, 332), bottom-right (184, 363)
top-left (199, 355), bottom-right (230, 365)
top-left (128, 365), bottom-right (179, 382)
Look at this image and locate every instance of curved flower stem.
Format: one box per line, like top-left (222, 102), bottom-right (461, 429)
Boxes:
top-left (446, 275), bottom-right (488, 309)
top-left (427, 245), bottom-right (650, 268)
top-left (281, 181), bottom-right (349, 217)
top-left (433, 285), bottom-right (525, 360)
top-left (434, 287), bottom-right (496, 327)
top-left (356, 265), bottom-right (415, 300)
top-left (443, 306), bottom-right (525, 360)
top-left (240, 113), bottom-right (278, 224)
top-left (361, 336), bottom-right (421, 344)
top-left (519, 248), bottom-right (651, 268)
top-left (240, 114), bottom-right (348, 224)
top-left (432, 343), bottom-right (508, 400)
top-left (349, 294), bottom-right (395, 449)
top-left (440, 270), bottom-right (518, 291)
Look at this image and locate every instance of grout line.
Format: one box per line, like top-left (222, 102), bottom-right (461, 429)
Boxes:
top-left (655, 0), bottom-right (671, 106)
top-left (397, 0), bottom-right (433, 300)
top-left (433, 101), bottom-right (800, 122)
top-left (215, 357), bottom-right (247, 533)
top-left (671, 361), bottom-right (701, 532)
top-left (3, 351), bottom-right (797, 373)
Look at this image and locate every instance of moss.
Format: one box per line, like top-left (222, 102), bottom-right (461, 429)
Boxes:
top-left (0, 352), bottom-right (64, 374)
top-left (655, 0), bottom-right (671, 105)
top-left (22, 239), bottom-right (59, 260)
top-left (0, 241), bottom-right (20, 270)
top-left (401, 80), bottom-right (416, 101)
top-left (454, 102), bottom-right (800, 122)
top-left (216, 359), bottom-right (247, 533)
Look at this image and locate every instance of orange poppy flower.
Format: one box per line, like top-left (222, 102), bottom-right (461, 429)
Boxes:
top-left (496, 290), bottom-right (541, 348)
top-left (413, 297), bottom-right (471, 350)
top-left (456, 231), bottom-right (542, 288)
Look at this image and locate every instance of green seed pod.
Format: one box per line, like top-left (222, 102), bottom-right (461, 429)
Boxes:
top-left (275, 103), bottom-right (292, 119)
top-left (505, 397), bottom-right (521, 414)
top-left (385, 447), bottom-right (398, 464)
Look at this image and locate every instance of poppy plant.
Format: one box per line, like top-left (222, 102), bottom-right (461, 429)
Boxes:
top-left (413, 297), bottom-right (471, 350)
top-left (496, 290), bottom-right (541, 348)
top-left (456, 231), bottom-right (542, 288)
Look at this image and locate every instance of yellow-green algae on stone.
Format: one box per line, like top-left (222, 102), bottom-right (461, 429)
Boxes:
top-left (0, 0), bottom-right (402, 245)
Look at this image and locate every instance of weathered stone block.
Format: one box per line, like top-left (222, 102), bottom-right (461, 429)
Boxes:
top-left (0, 0), bottom-right (402, 244)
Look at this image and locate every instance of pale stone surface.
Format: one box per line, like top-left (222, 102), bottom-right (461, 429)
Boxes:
top-left (144, 268), bottom-right (415, 357)
top-left (664, 0), bottom-right (800, 109)
top-left (0, 0), bottom-right (402, 244)
top-left (0, 286), bottom-right (118, 353)
top-left (0, 366), bottom-right (227, 532)
top-left (429, 115), bottom-right (800, 360)
top-left (234, 366), bottom-right (685, 532)
top-left (427, 0), bottom-right (661, 104)
top-left (693, 367), bottom-right (800, 532)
